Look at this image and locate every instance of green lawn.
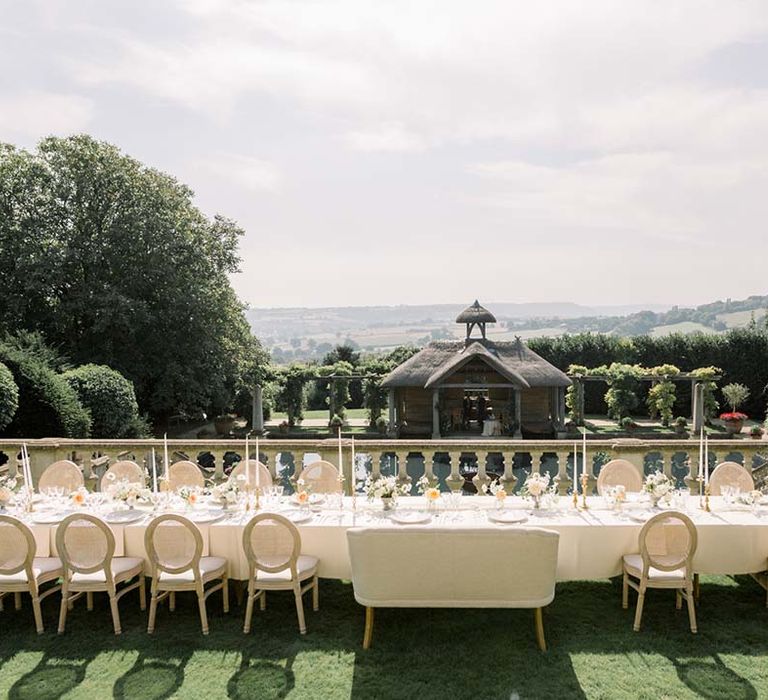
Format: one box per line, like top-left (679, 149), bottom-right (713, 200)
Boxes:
top-left (269, 408), bottom-right (368, 422)
top-left (2, 575), bottom-right (767, 698)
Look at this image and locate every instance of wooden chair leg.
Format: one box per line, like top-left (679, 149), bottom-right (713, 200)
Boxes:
top-left (169, 591), bottom-right (176, 612)
top-left (222, 575), bottom-right (229, 614)
top-left (32, 595), bottom-right (44, 634)
top-left (14, 592), bottom-right (22, 610)
top-left (139, 574), bottom-right (147, 611)
top-left (676, 590), bottom-right (682, 610)
top-left (685, 582), bottom-right (698, 634)
top-left (622, 572), bottom-right (629, 609)
top-left (312, 575), bottom-right (319, 612)
top-left (363, 607), bottom-right (374, 650)
top-left (260, 591), bottom-right (266, 611)
top-left (633, 583), bottom-right (647, 632)
top-left (196, 584), bottom-right (209, 635)
top-left (294, 584), bottom-right (307, 634)
top-left (86, 592), bottom-right (94, 611)
top-left (147, 581), bottom-right (158, 634)
top-left (243, 582), bottom-right (255, 634)
top-left (234, 580), bottom-right (244, 607)
top-left (694, 573), bottom-right (700, 603)
top-left (108, 587), bottom-right (122, 635)
top-left (58, 585), bottom-right (69, 634)
top-left (534, 607), bottom-right (547, 652)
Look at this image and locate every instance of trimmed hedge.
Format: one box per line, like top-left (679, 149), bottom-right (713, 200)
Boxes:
top-left (0, 344), bottom-right (91, 438)
top-left (0, 361), bottom-right (19, 430)
top-left (62, 364), bottom-right (143, 438)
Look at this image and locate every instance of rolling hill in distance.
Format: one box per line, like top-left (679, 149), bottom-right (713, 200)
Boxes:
top-left (246, 295), bottom-right (768, 363)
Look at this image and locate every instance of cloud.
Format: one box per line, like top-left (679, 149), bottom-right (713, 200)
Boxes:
top-left (344, 123), bottom-right (426, 152)
top-left (0, 91), bottom-right (93, 139)
top-left (196, 153), bottom-right (283, 193)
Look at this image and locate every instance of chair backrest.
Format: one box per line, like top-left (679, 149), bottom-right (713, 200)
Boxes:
top-left (347, 527), bottom-right (559, 608)
top-left (242, 513), bottom-right (300, 577)
top-left (0, 515), bottom-right (36, 579)
top-left (708, 461), bottom-right (754, 496)
top-left (639, 511), bottom-right (697, 574)
top-left (297, 461), bottom-right (342, 494)
top-left (596, 459), bottom-right (643, 495)
top-left (101, 460), bottom-right (145, 490)
top-left (56, 513), bottom-right (116, 579)
top-left (167, 461), bottom-right (205, 491)
top-left (38, 461), bottom-right (84, 493)
top-left (229, 460), bottom-right (273, 491)
top-left (145, 514), bottom-right (203, 577)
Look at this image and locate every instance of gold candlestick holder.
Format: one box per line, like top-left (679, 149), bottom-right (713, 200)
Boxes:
top-left (580, 473), bottom-right (589, 510)
top-left (254, 486), bottom-right (261, 511)
top-left (572, 488), bottom-right (578, 510)
top-left (704, 484), bottom-right (711, 512)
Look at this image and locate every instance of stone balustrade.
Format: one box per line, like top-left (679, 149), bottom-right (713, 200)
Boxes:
top-left (1, 437), bottom-right (767, 495)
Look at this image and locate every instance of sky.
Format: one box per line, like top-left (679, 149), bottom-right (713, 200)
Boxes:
top-left (2, 0), bottom-right (768, 309)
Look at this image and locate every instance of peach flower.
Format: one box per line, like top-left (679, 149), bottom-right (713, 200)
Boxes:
top-left (297, 490), bottom-right (309, 504)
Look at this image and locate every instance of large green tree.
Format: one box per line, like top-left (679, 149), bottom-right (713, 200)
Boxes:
top-left (0, 136), bottom-right (268, 423)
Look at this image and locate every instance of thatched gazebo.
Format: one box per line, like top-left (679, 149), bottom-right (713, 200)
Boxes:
top-left (381, 301), bottom-right (571, 438)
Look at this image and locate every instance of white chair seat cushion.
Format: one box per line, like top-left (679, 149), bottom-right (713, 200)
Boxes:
top-left (255, 555), bottom-right (318, 583)
top-left (70, 557), bottom-right (144, 584)
top-left (157, 556), bottom-right (227, 584)
top-left (0, 557), bottom-right (63, 585)
top-left (623, 554), bottom-right (687, 582)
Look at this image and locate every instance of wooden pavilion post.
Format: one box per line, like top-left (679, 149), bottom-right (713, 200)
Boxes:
top-left (513, 390), bottom-right (522, 439)
top-left (431, 388), bottom-right (441, 439)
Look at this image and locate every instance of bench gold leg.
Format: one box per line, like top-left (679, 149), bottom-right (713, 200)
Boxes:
top-left (363, 607), bottom-right (374, 650)
top-left (534, 607), bottom-right (546, 652)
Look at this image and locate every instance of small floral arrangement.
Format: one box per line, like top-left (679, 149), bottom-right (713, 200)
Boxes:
top-left (210, 479), bottom-right (239, 505)
top-left (0, 473), bottom-right (19, 504)
top-left (482, 480), bottom-right (507, 501)
top-left (738, 490), bottom-right (763, 506)
top-left (604, 484), bottom-right (626, 509)
top-left (416, 475), bottom-right (441, 503)
top-left (364, 475), bottom-right (410, 501)
top-left (643, 471), bottom-right (672, 504)
top-left (292, 478), bottom-right (311, 505)
top-left (720, 412), bottom-right (748, 422)
top-left (70, 487), bottom-right (89, 506)
top-left (520, 472), bottom-right (559, 508)
top-left (108, 479), bottom-right (151, 505)
top-left (177, 486), bottom-right (201, 506)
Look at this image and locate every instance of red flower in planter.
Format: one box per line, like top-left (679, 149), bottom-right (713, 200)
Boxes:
top-left (720, 412), bottom-right (748, 421)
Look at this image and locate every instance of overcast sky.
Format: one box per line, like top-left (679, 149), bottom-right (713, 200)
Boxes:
top-left (2, 0), bottom-right (768, 308)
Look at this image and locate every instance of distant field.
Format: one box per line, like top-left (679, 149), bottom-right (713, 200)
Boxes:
top-left (650, 321), bottom-right (716, 336)
top-left (716, 308), bottom-right (767, 328)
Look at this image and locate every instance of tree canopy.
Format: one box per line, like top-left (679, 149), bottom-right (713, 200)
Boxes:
top-left (0, 136), bottom-right (268, 424)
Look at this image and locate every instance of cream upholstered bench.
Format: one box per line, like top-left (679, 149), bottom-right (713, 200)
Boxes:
top-left (346, 527), bottom-right (559, 651)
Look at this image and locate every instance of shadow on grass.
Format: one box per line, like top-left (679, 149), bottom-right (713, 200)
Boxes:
top-left (0, 576), bottom-right (766, 699)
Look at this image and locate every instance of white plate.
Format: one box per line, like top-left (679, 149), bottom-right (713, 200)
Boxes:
top-left (488, 511), bottom-right (527, 524)
top-left (103, 510), bottom-right (146, 524)
top-left (187, 509), bottom-right (225, 524)
top-left (31, 511), bottom-right (76, 524)
top-left (282, 509), bottom-right (313, 524)
top-left (389, 511), bottom-right (432, 525)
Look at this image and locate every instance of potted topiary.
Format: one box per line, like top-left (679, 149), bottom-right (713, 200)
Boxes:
top-left (214, 413), bottom-right (236, 436)
top-left (620, 416), bottom-right (638, 434)
top-left (750, 425), bottom-right (764, 440)
top-left (375, 415), bottom-right (388, 435)
top-left (674, 416), bottom-right (688, 436)
top-left (329, 414), bottom-right (344, 436)
top-left (720, 383), bottom-right (751, 435)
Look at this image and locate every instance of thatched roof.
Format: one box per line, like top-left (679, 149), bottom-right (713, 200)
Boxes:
top-left (455, 300), bottom-right (496, 324)
top-left (381, 338), bottom-right (571, 389)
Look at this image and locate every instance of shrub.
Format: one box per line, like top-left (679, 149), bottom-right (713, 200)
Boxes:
top-left (0, 361), bottom-right (19, 431)
top-left (62, 364), bottom-right (143, 438)
top-left (0, 344), bottom-right (91, 438)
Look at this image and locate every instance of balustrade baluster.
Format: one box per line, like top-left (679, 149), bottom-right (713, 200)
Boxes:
top-left (555, 451), bottom-right (571, 495)
top-left (472, 451), bottom-right (490, 494)
top-left (501, 452), bottom-right (518, 492)
top-left (447, 451), bottom-right (463, 492)
top-left (396, 451), bottom-right (411, 488)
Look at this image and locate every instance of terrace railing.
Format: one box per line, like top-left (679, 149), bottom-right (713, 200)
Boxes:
top-left (2, 437), bottom-right (767, 495)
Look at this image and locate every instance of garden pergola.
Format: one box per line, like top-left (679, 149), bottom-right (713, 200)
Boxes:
top-left (568, 372), bottom-right (722, 432)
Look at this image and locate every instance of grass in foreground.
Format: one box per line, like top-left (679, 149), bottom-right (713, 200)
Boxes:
top-left (1, 575), bottom-right (767, 699)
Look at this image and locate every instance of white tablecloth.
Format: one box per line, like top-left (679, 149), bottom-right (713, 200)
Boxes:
top-left (20, 496), bottom-right (768, 581)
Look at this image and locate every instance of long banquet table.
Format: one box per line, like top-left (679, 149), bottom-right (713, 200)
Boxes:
top-left (19, 496), bottom-right (768, 581)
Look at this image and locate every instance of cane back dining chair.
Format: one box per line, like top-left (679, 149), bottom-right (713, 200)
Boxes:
top-left (229, 459), bottom-right (273, 492)
top-left (101, 460), bottom-right (146, 490)
top-left (596, 459), bottom-right (644, 496)
top-left (0, 515), bottom-right (63, 633)
top-left (38, 461), bottom-right (84, 493)
top-left (166, 461), bottom-right (205, 491)
top-left (242, 513), bottom-right (319, 635)
top-left (56, 513), bottom-right (145, 635)
top-left (708, 461), bottom-right (754, 496)
top-left (622, 510), bottom-right (698, 633)
top-left (145, 514), bottom-right (228, 635)
top-left (296, 461), bottom-right (342, 494)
